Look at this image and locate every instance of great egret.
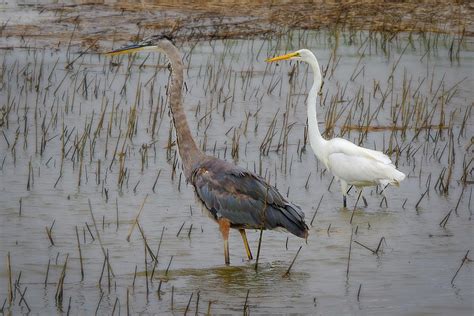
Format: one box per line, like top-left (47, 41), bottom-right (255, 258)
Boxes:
top-left (266, 49), bottom-right (405, 208)
top-left (107, 38), bottom-right (308, 265)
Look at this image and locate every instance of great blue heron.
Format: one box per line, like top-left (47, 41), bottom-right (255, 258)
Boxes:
top-left (267, 49), bottom-right (405, 208)
top-left (107, 38), bottom-right (308, 265)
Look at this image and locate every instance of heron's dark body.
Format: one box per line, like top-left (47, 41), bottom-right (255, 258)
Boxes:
top-left (190, 156), bottom-right (308, 238)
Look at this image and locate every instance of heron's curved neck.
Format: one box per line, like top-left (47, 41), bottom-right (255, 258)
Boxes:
top-left (160, 44), bottom-right (203, 179)
top-left (307, 57), bottom-right (326, 160)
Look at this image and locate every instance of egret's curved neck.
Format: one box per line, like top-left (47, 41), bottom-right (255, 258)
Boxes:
top-left (306, 56), bottom-right (326, 160)
top-left (158, 42), bottom-right (203, 179)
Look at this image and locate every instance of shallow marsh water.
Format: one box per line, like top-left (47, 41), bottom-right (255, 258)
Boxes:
top-left (0, 30), bottom-right (473, 314)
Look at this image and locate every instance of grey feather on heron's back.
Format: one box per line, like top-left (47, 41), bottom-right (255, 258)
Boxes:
top-left (191, 157), bottom-right (308, 238)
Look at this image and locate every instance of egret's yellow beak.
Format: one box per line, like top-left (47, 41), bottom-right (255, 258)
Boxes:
top-left (265, 52), bottom-right (299, 62)
top-left (106, 44), bottom-right (155, 56)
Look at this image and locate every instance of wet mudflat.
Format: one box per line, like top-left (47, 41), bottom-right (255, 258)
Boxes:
top-left (0, 3), bottom-right (473, 315)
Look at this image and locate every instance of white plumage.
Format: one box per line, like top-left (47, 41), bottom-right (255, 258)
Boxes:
top-left (267, 49), bottom-right (405, 207)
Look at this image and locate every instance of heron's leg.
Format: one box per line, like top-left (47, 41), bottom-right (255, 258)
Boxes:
top-left (239, 229), bottom-right (253, 260)
top-left (218, 218), bottom-right (231, 265)
top-left (340, 180), bottom-right (349, 208)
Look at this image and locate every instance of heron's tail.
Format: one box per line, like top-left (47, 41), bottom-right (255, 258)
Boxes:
top-left (265, 204), bottom-right (309, 239)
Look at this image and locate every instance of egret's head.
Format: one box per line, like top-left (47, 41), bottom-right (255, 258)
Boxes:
top-left (106, 35), bottom-right (175, 56)
top-left (266, 49), bottom-right (315, 64)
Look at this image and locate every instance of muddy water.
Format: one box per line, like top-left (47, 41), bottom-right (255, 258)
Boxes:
top-left (0, 31), bottom-right (473, 314)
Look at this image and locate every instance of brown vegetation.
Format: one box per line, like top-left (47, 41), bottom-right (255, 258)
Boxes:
top-left (1, 0), bottom-right (472, 48)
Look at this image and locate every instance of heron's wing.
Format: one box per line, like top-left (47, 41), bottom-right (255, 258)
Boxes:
top-left (191, 162), bottom-right (307, 237)
top-left (329, 138), bottom-right (392, 165)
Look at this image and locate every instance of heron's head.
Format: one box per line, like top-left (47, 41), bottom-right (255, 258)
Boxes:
top-left (266, 49), bottom-right (315, 64)
top-left (106, 35), bottom-right (175, 57)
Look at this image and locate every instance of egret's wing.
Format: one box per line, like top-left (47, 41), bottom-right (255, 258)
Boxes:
top-left (359, 147), bottom-right (392, 165)
top-left (191, 160), bottom-right (307, 237)
top-left (327, 153), bottom-right (379, 184)
top-left (327, 150), bottom-right (405, 186)
top-left (329, 138), bottom-right (392, 165)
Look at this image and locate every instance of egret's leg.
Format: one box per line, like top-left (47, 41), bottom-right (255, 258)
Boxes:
top-left (379, 184), bottom-right (389, 207)
top-left (218, 218), bottom-right (231, 265)
top-left (350, 189), bottom-right (363, 224)
top-left (355, 187), bottom-right (368, 207)
top-left (239, 229), bottom-right (253, 260)
top-left (380, 183), bottom-right (388, 207)
top-left (379, 184), bottom-right (389, 195)
top-left (340, 180), bottom-right (349, 208)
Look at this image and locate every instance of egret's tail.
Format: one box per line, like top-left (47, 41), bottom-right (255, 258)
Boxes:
top-left (381, 167), bottom-right (405, 187)
top-left (392, 168), bottom-right (406, 186)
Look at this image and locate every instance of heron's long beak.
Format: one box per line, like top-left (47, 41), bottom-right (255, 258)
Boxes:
top-left (265, 52), bottom-right (299, 62)
top-left (106, 44), bottom-right (157, 56)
